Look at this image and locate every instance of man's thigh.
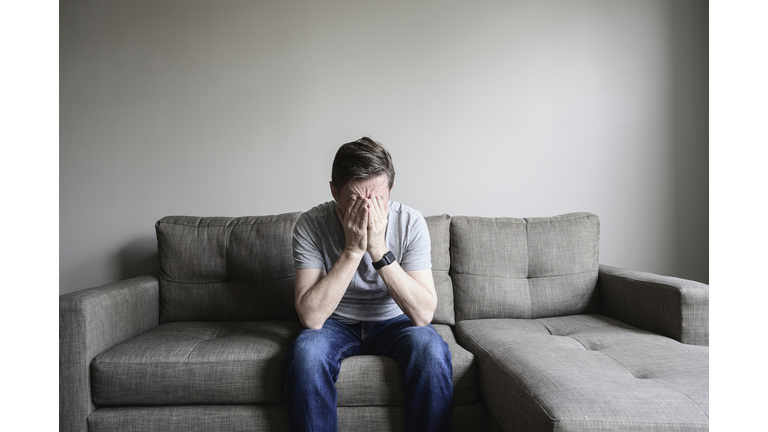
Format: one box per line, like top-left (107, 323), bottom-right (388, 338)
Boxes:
top-left (364, 314), bottom-right (449, 361)
top-left (286, 319), bottom-right (363, 379)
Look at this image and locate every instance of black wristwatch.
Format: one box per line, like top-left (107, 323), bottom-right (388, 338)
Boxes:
top-left (372, 251), bottom-right (396, 270)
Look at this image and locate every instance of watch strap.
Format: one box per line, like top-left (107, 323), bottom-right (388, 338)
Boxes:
top-left (373, 251), bottom-right (396, 270)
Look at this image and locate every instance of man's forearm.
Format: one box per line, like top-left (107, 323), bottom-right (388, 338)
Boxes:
top-left (377, 264), bottom-right (437, 327)
top-left (365, 197), bottom-right (437, 325)
top-left (295, 250), bottom-right (363, 329)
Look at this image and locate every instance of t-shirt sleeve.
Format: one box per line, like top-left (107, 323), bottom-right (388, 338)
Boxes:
top-left (293, 213), bottom-right (325, 269)
top-left (399, 211), bottom-right (432, 272)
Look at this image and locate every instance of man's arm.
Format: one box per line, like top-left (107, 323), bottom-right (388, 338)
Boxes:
top-left (295, 251), bottom-right (361, 329)
top-left (377, 266), bottom-right (437, 327)
top-left (367, 196), bottom-right (437, 327)
top-left (294, 197), bottom-right (368, 329)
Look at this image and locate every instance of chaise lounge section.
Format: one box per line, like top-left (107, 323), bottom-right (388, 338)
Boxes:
top-left (448, 214), bottom-right (709, 431)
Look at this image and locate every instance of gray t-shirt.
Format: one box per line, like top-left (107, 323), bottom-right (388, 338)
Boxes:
top-left (292, 200), bottom-right (432, 324)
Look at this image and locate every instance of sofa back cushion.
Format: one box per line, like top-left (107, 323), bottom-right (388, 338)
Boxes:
top-left (450, 212), bottom-right (600, 321)
top-left (156, 213), bottom-right (301, 323)
top-left (424, 215), bottom-right (454, 325)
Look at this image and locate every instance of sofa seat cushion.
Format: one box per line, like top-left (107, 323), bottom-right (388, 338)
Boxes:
top-left (456, 314), bottom-right (708, 432)
top-left (87, 402), bottom-right (495, 432)
top-left (91, 321), bottom-right (303, 405)
top-left (335, 324), bottom-right (479, 406)
top-left (91, 322), bottom-right (477, 408)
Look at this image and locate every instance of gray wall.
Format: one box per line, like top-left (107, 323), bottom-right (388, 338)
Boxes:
top-left (60, 0), bottom-right (708, 295)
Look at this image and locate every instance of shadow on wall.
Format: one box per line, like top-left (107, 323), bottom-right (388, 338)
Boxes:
top-left (667, 0), bottom-right (708, 284)
top-left (119, 238), bottom-right (161, 280)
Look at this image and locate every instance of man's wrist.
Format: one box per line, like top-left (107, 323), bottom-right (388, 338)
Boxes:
top-left (342, 247), bottom-right (366, 261)
top-left (369, 248), bottom-right (388, 263)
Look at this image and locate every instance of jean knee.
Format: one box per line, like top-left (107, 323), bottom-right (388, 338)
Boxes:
top-left (403, 326), bottom-right (452, 366)
top-left (285, 335), bottom-right (321, 372)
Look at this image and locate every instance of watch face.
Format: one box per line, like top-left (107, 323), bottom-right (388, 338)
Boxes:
top-left (385, 251), bottom-right (395, 263)
top-left (374, 251), bottom-right (395, 269)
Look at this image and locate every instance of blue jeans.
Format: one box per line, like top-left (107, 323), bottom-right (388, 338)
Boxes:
top-left (284, 314), bottom-right (453, 432)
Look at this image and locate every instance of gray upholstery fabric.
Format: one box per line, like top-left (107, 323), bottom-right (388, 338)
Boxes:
top-left (456, 315), bottom-right (709, 432)
top-left (92, 321), bottom-right (476, 407)
top-left (156, 214), bottom-right (301, 322)
top-left (599, 265), bottom-right (709, 346)
top-left (425, 214), bottom-right (455, 325)
top-left (435, 324), bottom-right (479, 406)
top-left (59, 276), bottom-right (159, 432)
top-left (88, 406), bottom-right (290, 432)
top-left (337, 403), bottom-right (493, 432)
top-left (335, 355), bottom-right (402, 406)
top-left (91, 321), bottom-right (302, 405)
top-left (88, 403), bottom-right (494, 432)
top-left (450, 213), bottom-right (600, 321)
top-left (335, 324), bottom-right (478, 406)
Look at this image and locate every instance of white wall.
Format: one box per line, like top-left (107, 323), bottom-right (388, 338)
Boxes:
top-left (60, 0), bottom-right (708, 295)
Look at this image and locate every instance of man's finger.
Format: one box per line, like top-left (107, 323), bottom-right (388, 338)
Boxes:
top-left (359, 204), bottom-right (368, 228)
top-left (367, 198), bottom-right (376, 227)
top-left (347, 196), bottom-right (360, 217)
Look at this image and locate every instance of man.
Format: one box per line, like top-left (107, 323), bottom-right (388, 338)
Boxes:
top-left (284, 137), bottom-right (453, 432)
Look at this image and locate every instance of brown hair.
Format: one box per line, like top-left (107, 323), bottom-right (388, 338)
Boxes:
top-left (331, 137), bottom-right (395, 191)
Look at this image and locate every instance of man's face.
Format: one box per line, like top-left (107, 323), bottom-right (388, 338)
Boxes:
top-left (330, 174), bottom-right (392, 218)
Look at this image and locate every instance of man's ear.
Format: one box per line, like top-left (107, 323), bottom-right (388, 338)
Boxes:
top-left (330, 181), bottom-right (339, 202)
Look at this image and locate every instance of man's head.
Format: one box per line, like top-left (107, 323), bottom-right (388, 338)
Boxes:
top-left (330, 137), bottom-right (395, 215)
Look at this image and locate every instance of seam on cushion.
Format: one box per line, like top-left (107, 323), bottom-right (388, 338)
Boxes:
top-left (525, 221), bottom-right (533, 317)
top-left (526, 325), bottom-right (641, 379)
top-left (224, 220), bottom-right (233, 280)
top-left (156, 216), bottom-right (300, 228)
top-left (527, 269), bottom-right (598, 279)
top-left (159, 277), bottom-right (226, 285)
top-left (93, 359), bottom-right (283, 364)
top-left (537, 320), bottom-right (593, 349)
top-left (451, 269), bottom-right (597, 279)
top-left (186, 327), bottom-right (223, 361)
top-left (567, 336), bottom-right (589, 350)
top-left (553, 419), bottom-right (708, 428)
top-left (158, 274), bottom-right (295, 285)
top-left (523, 213), bottom-right (596, 224)
top-left (582, 347), bottom-right (638, 378)
top-left (539, 324), bottom-right (591, 351)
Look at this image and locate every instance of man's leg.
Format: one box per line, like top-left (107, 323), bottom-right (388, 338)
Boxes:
top-left (366, 314), bottom-right (454, 432)
top-left (284, 319), bottom-right (362, 432)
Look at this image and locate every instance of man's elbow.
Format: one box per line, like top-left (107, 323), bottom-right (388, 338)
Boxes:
top-left (410, 311), bottom-right (434, 327)
top-left (297, 308), bottom-right (325, 330)
top-left (410, 297), bottom-right (437, 327)
top-left (300, 318), bottom-right (324, 330)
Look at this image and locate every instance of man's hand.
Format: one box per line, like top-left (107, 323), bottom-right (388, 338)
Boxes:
top-left (366, 195), bottom-right (389, 262)
top-left (337, 196), bottom-right (368, 256)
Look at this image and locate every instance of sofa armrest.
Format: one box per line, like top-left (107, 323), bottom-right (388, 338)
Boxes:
top-left (59, 276), bottom-right (159, 432)
top-left (599, 265), bottom-right (708, 346)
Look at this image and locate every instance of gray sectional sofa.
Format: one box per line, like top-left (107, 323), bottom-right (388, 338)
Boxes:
top-left (59, 211), bottom-right (709, 431)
